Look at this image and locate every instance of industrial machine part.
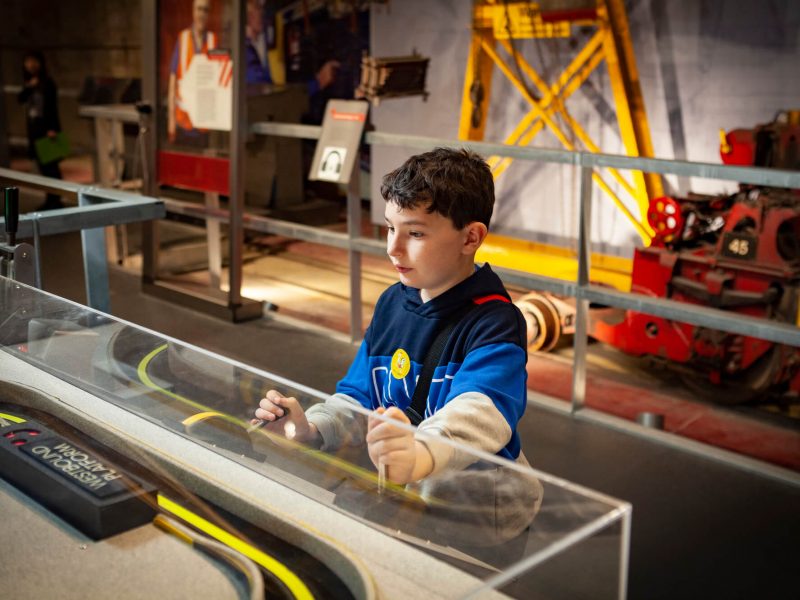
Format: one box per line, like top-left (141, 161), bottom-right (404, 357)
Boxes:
top-left (591, 182), bottom-right (800, 404)
top-left (356, 53), bottom-right (430, 105)
top-left (515, 291), bottom-right (576, 352)
top-left (720, 110), bottom-right (800, 171)
top-left (586, 112), bottom-right (800, 404)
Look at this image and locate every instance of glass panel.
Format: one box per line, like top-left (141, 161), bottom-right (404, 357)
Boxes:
top-left (0, 276), bottom-right (629, 597)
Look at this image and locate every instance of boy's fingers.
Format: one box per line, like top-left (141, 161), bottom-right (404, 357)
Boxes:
top-left (383, 406), bottom-right (410, 424)
top-left (368, 406), bottom-right (410, 436)
top-left (264, 389), bottom-right (285, 404)
top-left (257, 397), bottom-right (283, 415)
top-left (377, 449), bottom-right (415, 465)
top-left (268, 391), bottom-right (303, 413)
top-left (367, 406), bottom-right (386, 431)
top-left (366, 420), bottom-right (410, 443)
top-left (254, 407), bottom-right (280, 421)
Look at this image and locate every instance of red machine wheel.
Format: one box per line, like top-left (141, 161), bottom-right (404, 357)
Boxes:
top-left (647, 196), bottom-right (684, 245)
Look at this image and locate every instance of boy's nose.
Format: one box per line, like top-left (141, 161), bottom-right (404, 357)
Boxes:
top-left (387, 236), bottom-right (404, 258)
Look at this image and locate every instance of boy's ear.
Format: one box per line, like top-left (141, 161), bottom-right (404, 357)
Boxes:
top-left (462, 221), bottom-right (489, 253)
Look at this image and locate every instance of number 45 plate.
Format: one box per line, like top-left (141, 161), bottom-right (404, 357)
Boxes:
top-left (721, 232), bottom-right (758, 260)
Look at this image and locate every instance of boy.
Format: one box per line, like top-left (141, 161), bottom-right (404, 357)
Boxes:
top-left (254, 147), bottom-right (530, 485)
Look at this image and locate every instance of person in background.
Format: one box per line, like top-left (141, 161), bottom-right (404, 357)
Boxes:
top-left (18, 50), bottom-right (63, 210)
top-left (168, 0), bottom-right (216, 143)
top-left (247, 0), bottom-right (341, 93)
top-left (246, 0), bottom-right (271, 84)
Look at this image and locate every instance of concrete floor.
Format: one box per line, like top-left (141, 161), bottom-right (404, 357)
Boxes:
top-left (23, 225), bottom-right (799, 600)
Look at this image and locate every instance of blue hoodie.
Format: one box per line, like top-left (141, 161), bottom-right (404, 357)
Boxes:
top-left (335, 263), bottom-right (528, 461)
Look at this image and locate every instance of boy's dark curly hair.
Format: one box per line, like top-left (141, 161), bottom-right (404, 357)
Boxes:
top-left (380, 147), bottom-right (495, 229)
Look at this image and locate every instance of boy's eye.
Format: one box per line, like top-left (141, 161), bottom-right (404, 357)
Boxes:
top-left (409, 231), bottom-right (424, 238)
top-left (386, 226), bottom-right (395, 234)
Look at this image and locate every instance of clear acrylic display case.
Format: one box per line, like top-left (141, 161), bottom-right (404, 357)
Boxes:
top-left (0, 276), bottom-right (631, 599)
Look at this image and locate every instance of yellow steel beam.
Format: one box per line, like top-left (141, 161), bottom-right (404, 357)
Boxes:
top-left (474, 2), bottom-right (595, 37)
top-left (489, 29), bottom-right (604, 149)
top-left (481, 38), bottom-right (651, 243)
top-left (489, 41), bottom-right (606, 172)
top-left (477, 233), bottom-right (633, 291)
top-left (492, 33), bottom-right (638, 202)
top-left (598, 0), bottom-right (664, 206)
top-left (553, 105), bottom-right (639, 200)
top-left (591, 172), bottom-right (652, 242)
top-left (465, 0), bottom-right (659, 247)
top-left (480, 38), bottom-right (577, 151)
top-left (491, 47), bottom-right (605, 173)
top-left (459, 29), bottom-right (496, 141)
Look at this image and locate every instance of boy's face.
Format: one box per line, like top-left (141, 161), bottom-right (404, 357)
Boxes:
top-left (385, 201), bottom-right (482, 302)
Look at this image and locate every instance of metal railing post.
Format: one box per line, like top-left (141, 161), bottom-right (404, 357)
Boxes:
top-left (78, 191), bottom-right (111, 313)
top-left (228, 0), bottom-right (245, 309)
top-left (348, 163), bottom-right (364, 341)
top-left (571, 163), bottom-right (593, 414)
top-left (141, 0), bottom-right (160, 283)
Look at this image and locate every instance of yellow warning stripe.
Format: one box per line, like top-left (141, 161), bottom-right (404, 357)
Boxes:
top-left (158, 494), bottom-right (314, 600)
top-left (0, 412), bottom-right (26, 424)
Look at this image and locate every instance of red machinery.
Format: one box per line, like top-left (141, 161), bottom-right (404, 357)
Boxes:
top-left (591, 111), bottom-right (800, 403)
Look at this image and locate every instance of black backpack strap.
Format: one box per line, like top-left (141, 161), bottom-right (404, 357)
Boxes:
top-left (405, 296), bottom-right (507, 426)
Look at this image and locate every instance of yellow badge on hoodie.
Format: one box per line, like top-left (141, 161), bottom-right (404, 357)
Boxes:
top-left (391, 348), bottom-right (411, 379)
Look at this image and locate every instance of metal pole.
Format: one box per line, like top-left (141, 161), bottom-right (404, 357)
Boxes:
top-left (32, 216), bottom-right (42, 288)
top-left (141, 0), bottom-right (160, 283)
top-left (618, 506), bottom-right (632, 600)
top-left (228, 0), bottom-right (245, 308)
top-left (571, 164), bottom-right (593, 414)
top-left (78, 192), bottom-right (111, 313)
top-left (0, 61), bottom-right (9, 168)
top-left (347, 164), bottom-right (363, 341)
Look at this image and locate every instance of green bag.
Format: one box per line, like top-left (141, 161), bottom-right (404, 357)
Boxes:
top-left (34, 132), bottom-right (70, 165)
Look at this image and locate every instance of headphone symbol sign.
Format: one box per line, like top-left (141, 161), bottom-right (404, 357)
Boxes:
top-left (317, 146), bottom-right (347, 181)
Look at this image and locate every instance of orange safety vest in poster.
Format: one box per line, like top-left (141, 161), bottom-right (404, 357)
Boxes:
top-left (172, 28), bottom-right (217, 131)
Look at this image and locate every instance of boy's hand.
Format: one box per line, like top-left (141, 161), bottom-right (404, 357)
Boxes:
top-left (252, 390), bottom-right (319, 445)
top-left (366, 407), bottom-right (433, 484)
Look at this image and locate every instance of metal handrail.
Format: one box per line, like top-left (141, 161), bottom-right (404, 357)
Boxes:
top-left (0, 167), bottom-right (165, 312)
top-left (253, 121), bottom-right (800, 187)
top-left (248, 122), bottom-right (800, 348)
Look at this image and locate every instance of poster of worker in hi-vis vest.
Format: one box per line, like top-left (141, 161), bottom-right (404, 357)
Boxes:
top-left (160, 0), bottom-right (231, 146)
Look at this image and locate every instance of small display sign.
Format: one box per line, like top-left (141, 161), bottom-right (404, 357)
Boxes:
top-left (720, 232), bottom-right (758, 261)
top-left (309, 100), bottom-right (369, 184)
top-left (21, 435), bottom-right (129, 499)
top-left (317, 146), bottom-right (348, 181)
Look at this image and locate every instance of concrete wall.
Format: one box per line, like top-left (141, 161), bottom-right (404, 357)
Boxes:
top-left (369, 0), bottom-right (800, 255)
top-left (1, 0), bottom-right (142, 153)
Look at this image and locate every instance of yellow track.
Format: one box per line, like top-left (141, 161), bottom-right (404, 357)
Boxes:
top-left (136, 344), bottom-right (417, 498)
top-left (157, 494), bottom-right (314, 600)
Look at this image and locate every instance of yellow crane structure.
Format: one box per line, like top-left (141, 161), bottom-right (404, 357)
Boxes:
top-left (463, 0), bottom-right (664, 290)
